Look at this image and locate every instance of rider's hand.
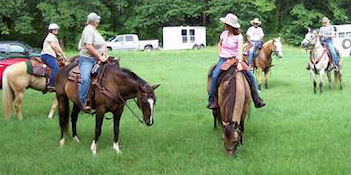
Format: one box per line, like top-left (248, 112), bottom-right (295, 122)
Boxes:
top-left (98, 55), bottom-right (108, 62)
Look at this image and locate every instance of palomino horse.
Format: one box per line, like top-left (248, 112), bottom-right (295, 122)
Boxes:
top-left (2, 58), bottom-right (69, 121)
top-left (55, 63), bottom-right (160, 155)
top-left (245, 38), bottom-right (283, 90)
top-left (301, 29), bottom-right (342, 93)
top-left (207, 66), bottom-right (251, 156)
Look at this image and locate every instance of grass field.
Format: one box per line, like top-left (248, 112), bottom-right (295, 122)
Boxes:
top-left (1, 46), bottom-right (351, 174)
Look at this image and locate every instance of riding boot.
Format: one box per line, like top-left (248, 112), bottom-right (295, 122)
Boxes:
top-left (243, 72), bottom-right (265, 108)
top-left (207, 96), bottom-right (218, 109)
top-left (81, 100), bottom-right (92, 113)
top-left (46, 86), bottom-right (56, 92)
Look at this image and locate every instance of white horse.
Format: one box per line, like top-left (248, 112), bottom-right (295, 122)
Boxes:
top-left (301, 29), bottom-right (342, 94)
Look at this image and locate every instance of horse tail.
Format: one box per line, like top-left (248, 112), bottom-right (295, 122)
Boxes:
top-left (2, 67), bottom-right (14, 121)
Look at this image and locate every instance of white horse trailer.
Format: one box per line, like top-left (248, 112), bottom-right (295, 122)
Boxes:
top-left (162, 26), bottom-right (206, 50)
top-left (333, 24), bottom-right (351, 57)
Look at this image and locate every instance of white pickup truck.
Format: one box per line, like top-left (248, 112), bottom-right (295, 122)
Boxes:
top-left (106, 34), bottom-right (159, 51)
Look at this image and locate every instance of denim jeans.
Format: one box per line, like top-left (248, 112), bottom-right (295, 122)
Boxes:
top-left (208, 57), bottom-right (226, 100)
top-left (40, 54), bottom-right (59, 86)
top-left (248, 41), bottom-right (261, 66)
top-left (79, 56), bottom-right (96, 105)
top-left (323, 39), bottom-right (339, 66)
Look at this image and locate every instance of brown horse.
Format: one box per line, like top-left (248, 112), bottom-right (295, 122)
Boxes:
top-left (245, 38), bottom-right (283, 90)
top-left (207, 66), bottom-right (251, 156)
top-left (2, 57), bottom-right (70, 121)
top-left (55, 62), bottom-right (160, 155)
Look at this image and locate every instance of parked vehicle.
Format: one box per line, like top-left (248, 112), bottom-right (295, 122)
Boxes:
top-left (106, 34), bottom-right (159, 51)
top-left (0, 41), bottom-right (41, 59)
top-left (333, 24), bottom-right (351, 57)
top-left (163, 26), bottom-right (206, 50)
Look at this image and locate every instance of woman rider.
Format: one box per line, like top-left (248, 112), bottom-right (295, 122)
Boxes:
top-left (40, 23), bottom-right (65, 92)
top-left (319, 17), bottom-right (339, 71)
top-left (207, 13), bottom-right (265, 109)
top-left (78, 12), bottom-right (108, 112)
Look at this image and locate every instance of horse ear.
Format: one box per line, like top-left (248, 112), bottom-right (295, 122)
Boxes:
top-left (151, 84), bottom-right (160, 90)
top-left (278, 37), bottom-right (281, 40)
top-left (308, 28), bottom-right (311, 32)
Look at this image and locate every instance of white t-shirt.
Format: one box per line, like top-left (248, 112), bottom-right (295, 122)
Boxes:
top-left (41, 33), bottom-right (59, 58)
top-left (79, 25), bottom-right (106, 58)
top-left (246, 26), bottom-right (264, 41)
top-left (319, 25), bottom-right (334, 41)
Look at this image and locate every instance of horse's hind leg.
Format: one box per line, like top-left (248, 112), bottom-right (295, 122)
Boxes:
top-left (335, 71), bottom-right (343, 90)
top-left (327, 71), bottom-right (332, 90)
top-left (13, 91), bottom-right (24, 120)
top-left (91, 108), bottom-right (105, 155)
top-left (48, 99), bottom-right (58, 119)
top-left (57, 95), bottom-right (69, 146)
top-left (71, 104), bottom-right (80, 143)
top-left (257, 68), bottom-right (262, 91)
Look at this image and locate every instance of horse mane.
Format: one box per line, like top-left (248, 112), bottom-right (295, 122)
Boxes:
top-left (263, 40), bottom-right (273, 48)
top-left (116, 67), bottom-right (147, 86)
top-left (221, 68), bottom-right (237, 123)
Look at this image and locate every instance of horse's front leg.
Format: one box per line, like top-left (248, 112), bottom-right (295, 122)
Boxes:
top-left (112, 105), bottom-right (124, 154)
top-left (264, 70), bottom-right (269, 89)
top-left (319, 70), bottom-right (325, 94)
top-left (71, 104), bottom-right (81, 143)
top-left (327, 71), bottom-right (332, 90)
top-left (257, 68), bottom-right (262, 91)
top-left (311, 71), bottom-right (317, 94)
top-left (90, 107), bottom-right (105, 155)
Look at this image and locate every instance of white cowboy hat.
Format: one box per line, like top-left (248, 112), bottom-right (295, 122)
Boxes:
top-left (220, 13), bottom-right (241, 29)
top-left (250, 18), bottom-right (261, 25)
top-left (322, 17), bottom-right (330, 23)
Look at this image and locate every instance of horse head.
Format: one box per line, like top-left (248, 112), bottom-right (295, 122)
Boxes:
top-left (301, 28), bottom-right (319, 48)
top-left (136, 84), bottom-right (160, 126)
top-left (222, 121), bottom-right (243, 156)
top-left (273, 37), bottom-right (283, 59)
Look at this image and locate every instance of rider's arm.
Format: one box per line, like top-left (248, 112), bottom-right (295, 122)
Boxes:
top-left (85, 44), bottom-right (104, 61)
top-left (237, 37), bottom-right (244, 63)
top-left (217, 39), bottom-right (222, 55)
top-left (50, 42), bottom-right (64, 57)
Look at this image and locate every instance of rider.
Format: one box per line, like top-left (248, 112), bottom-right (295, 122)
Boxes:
top-left (78, 12), bottom-right (108, 112)
top-left (207, 13), bottom-right (265, 109)
top-left (246, 18), bottom-right (264, 69)
top-left (40, 23), bottom-right (65, 92)
top-left (319, 17), bottom-right (339, 71)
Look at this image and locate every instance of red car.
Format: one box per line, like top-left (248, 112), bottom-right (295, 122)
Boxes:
top-left (0, 57), bottom-right (28, 87)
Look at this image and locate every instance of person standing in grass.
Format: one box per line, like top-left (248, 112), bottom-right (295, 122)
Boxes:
top-left (40, 23), bottom-right (65, 92)
top-left (78, 12), bottom-right (108, 112)
top-left (207, 13), bottom-right (265, 109)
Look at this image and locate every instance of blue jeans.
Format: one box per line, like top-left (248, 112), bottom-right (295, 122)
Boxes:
top-left (40, 54), bottom-right (59, 86)
top-left (79, 56), bottom-right (96, 105)
top-left (323, 39), bottom-right (339, 66)
top-left (246, 70), bottom-right (259, 93)
top-left (209, 57), bottom-right (226, 99)
top-left (248, 41), bottom-right (261, 66)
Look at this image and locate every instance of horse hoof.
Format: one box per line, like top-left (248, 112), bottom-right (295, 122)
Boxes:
top-left (73, 136), bottom-right (80, 143)
top-left (91, 141), bottom-right (97, 155)
top-left (113, 142), bottom-right (122, 154)
top-left (59, 139), bottom-right (65, 147)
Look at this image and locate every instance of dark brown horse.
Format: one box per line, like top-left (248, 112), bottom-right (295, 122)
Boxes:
top-left (55, 62), bottom-right (160, 155)
top-left (207, 66), bottom-right (251, 156)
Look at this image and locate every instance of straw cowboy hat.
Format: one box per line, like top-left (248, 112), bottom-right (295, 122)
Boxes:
top-left (322, 17), bottom-right (330, 23)
top-left (250, 18), bottom-right (261, 25)
top-left (220, 13), bottom-right (241, 28)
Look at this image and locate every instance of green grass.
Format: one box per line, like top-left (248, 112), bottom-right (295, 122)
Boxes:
top-left (1, 46), bottom-right (351, 174)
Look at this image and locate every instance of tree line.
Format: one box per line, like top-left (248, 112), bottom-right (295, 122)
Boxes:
top-left (1, 0), bottom-right (350, 48)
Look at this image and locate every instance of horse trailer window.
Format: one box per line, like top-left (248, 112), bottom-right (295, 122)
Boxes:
top-left (126, 35), bottom-right (134, 42)
top-left (190, 29), bottom-right (195, 42)
top-left (347, 32), bottom-right (351, 37)
top-left (181, 29), bottom-right (187, 43)
top-left (339, 32), bottom-right (346, 38)
top-left (0, 44), bottom-right (6, 53)
top-left (9, 44), bottom-right (25, 53)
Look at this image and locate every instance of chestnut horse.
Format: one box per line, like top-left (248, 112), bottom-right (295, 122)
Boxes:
top-left (245, 38), bottom-right (283, 90)
top-left (207, 66), bottom-right (251, 156)
top-left (55, 63), bottom-right (160, 155)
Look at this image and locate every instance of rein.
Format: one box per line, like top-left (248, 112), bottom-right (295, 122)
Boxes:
top-left (309, 48), bottom-right (327, 66)
top-left (95, 64), bottom-right (144, 123)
